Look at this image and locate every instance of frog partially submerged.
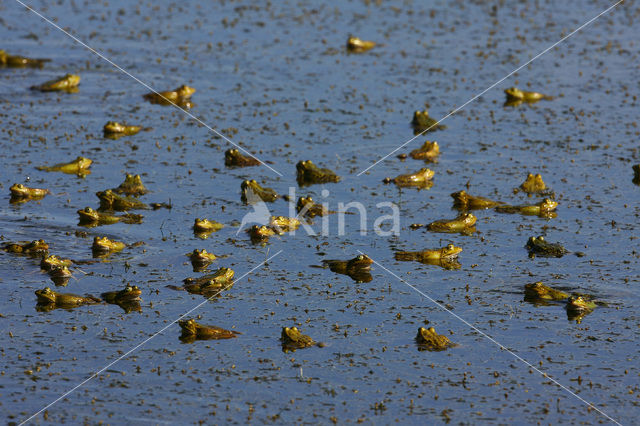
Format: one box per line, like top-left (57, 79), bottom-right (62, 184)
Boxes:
top-left (525, 236), bottom-right (568, 258)
top-left (518, 173), bottom-right (547, 194)
top-left (395, 244), bottom-right (462, 264)
top-left (281, 326), bottom-right (316, 352)
top-left (427, 213), bottom-right (477, 234)
top-left (495, 198), bottom-right (558, 217)
top-left (77, 207), bottom-right (143, 227)
top-left (524, 282), bottom-right (569, 302)
top-left (269, 216), bottom-right (301, 234)
top-left (409, 141), bottom-right (440, 162)
top-left (30, 73), bottom-right (80, 92)
top-left (40, 254), bottom-right (72, 271)
top-left (225, 149), bottom-right (261, 167)
top-left (35, 287), bottom-right (101, 309)
top-left (180, 267), bottom-right (235, 296)
top-left (451, 190), bottom-right (503, 210)
top-left (96, 189), bottom-right (149, 211)
top-left (411, 110), bottom-right (446, 132)
top-left (9, 183), bottom-right (50, 201)
top-left (37, 156), bottom-right (92, 177)
top-left (186, 249), bottom-right (217, 272)
top-left (504, 87), bottom-right (551, 105)
top-left (385, 168), bottom-right (434, 189)
top-left (178, 319), bottom-right (240, 343)
top-left (92, 236), bottom-right (126, 256)
top-left (143, 84), bottom-right (195, 108)
top-left (113, 174), bottom-right (148, 196)
top-left (297, 196), bottom-right (333, 218)
top-left (346, 36), bottom-right (376, 53)
top-left (103, 121), bottom-right (142, 139)
top-left (102, 285), bottom-right (142, 304)
top-left (565, 295), bottom-right (597, 323)
top-left (415, 326), bottom-right (454, 351)
top-left (323, 254), bottom-right (373, 283)
top-left (0, 50), bottom-right (50, 68)
top-left (296, 160), bottom-right (341, 186)
top-left (2, 240), bottom-right (49, 256)
top-left (247, 225), bottom-right (277, 243)
top-left (241, 179), bottom-right (278, 203)
top-left (193, 218), bottom-right (224, 237)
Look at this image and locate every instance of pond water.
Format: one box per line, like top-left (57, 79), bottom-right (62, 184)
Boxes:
top-left (1, 0), bottom-right (638, 424)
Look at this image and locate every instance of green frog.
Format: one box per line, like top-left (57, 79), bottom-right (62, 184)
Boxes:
top-left (395, 244), bottom-right (462, 263)
top-left (241, 179), bottom-right (278, 203)
top-left (101, 285), bottom-right (142, 304)
top-left (525, 236), bottom-right (568, 258)
top-left (37, 156), bottom-right (92, 176)
top-left (524, 282), bottom-right (569, 301)
top-left (518, 173), bottom-right (547, 194)
top-left (415, 326), bottom-right (454, 351)
top-left (193, 218), bottom-right (224, 235)
top-left (565, 295), bottom-right (597, 323)
top-left (409, 141), bottom-right (440, 162)
top-left (297, 196), bottom-right (332, 217)
top-left (103, 121), bottom-right (142, 139)
top-left (269, 216), bottom-right (301, 234)
top-left (35, 287), bottom-right (101, 308)
top-left (346, 36), bottom-right (376, 53)
top-left (386, 167), bottom-right (435, 189)
top-left (77, 207), bottom-right (143, 227)
top-left (411, 110), bottom-right (446, 132)
top-left (281, 326), bottom-right (315, 351)
top-left (181, 267), bottom-right (235, 296)
top-left (143, 84), bottom-right (195, 108)
top-left (96, 189), bottom-right (149, 211)
top-left (113, 174), bottom-right (148, 196)
top-left (92, 236), bottom-right (126, 255)
top-left (3, 240), bottom-right (49, 256)
top-left (495, 198), bottom-right (558, 216)
top-left (323, 254), bottom-right (373, 283)
top-left (48, 264), bottom-right (72, 279)
top-left (451, 190), bottom-right (503, 210)
top-left (296, 160), bottom-right (341, 186)
top-left (504, 87), bottom-right (551, 104)
top-left (40, 255), bottom-right (72, 271)
top-left (187, 249), bottom-right (217, 265)
top-left (225, 149), bottom-right (261, 167)
top-left (427, 213), bottom-right (477, 234)
top-left (30, 73), bottom-right (80, 92)
top-left (248, 225), bottom-right (276, 243)
top-left (9, 183), bottom-right (49, 200)
top-left (178, 319), bottom-right (240, 343)
top-left (0, 50), bottom-right (50, 68)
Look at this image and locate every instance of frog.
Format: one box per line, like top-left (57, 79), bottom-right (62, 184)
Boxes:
top-left (346, 36), bottom-right (376, 53)
top-left (504, 87), bottom-right (551, 104)
top-left (395, 244), bottom-right (462, 263)
top-left (518, 173), bottom-right (547, 194)
top-left (495, 198), bottom-right (558, 217)
top-left (2, 240), bottom-right (49, 256)
top-left (633, 164), bottom-right (640, 185)
top-left (524, 282), bottom-right (569, 301)
top-left (92, 236), bottom-right (126, 255)
top-left (409, 141), bottom-right (440, 162)
top-left (101, 285), bottom-right (142, 304)
top-left (241, 179), bottom-right (278, 203)
top-left (297, 196), bottom-right (332, 218)
top-left (103, 121), bottom-right (142, 139)
top-left (0, 50), bottom-right (50, 68)
top-left (36, 156), bottom-right (92, 176)
top-left (269, 216), bottom-right (301, 234)
top-left (48, 264), bottom-right (72, 279)
top-left (96, 189), bottom-right (149, 211)
top-left (113, 174), bottom-right (148, 196)
top-left (565, 295), bottom-right (597, 323)
top-left (187, 249), bottom-right (217, 266)
top-left (225, 149), bottom-right (261, 167)
top-left (35, 287), bottom-right (101, 308)
top-left (385, 168), bottom-right (435, 189)
top-left (181, 267), bottom-right (235, 296)
top-left (247, 225), bottom-right (276, 243)
top-left (411, 110), bottom-right (446, 132)
top-left (77, 207), bottom-right (143, 227)
top-left (451, 190), bottom-right (503, 210)
top-left (323, 254), bottom-right (373, 283)
top-left (143, 84), bottom-right (195, 108)
top-left (30, 73), bottom-right (80, 92)
top-left (178, 319), bottom-right (240, 343)
top-left (9, 183), bottom-right (50, 200)
top-left (296, 160), bottom-right (341, 186)
top-left (525, 236), bottom-right (568, 258)
top-left (415, 326), bottom-right (454, 351)
top-left (40, 254), bottom-right (72, 271)
top-left (281, 326), bottom-right (315, 351)
top-left (193, 218), bottom-right (224, 234)
top-left (427, 213), bottom-right (477, 234)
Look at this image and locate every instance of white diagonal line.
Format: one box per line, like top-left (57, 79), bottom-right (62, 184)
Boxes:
top-left (14, 0), bottom-right (283, 177)
top-left (362, 252), bottom-right (621, 425)
top-left (19, 250), bottom-right (283, 426)
top-left (357, 0), bottom-right (625, 176)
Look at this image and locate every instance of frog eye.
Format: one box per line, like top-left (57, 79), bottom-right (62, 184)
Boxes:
top-left (538, 236), bottom-right (545, 241)
top-left (428, 327), bottom-right (435, 333)
top-left (447, 244), bottom-right (454, 250)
